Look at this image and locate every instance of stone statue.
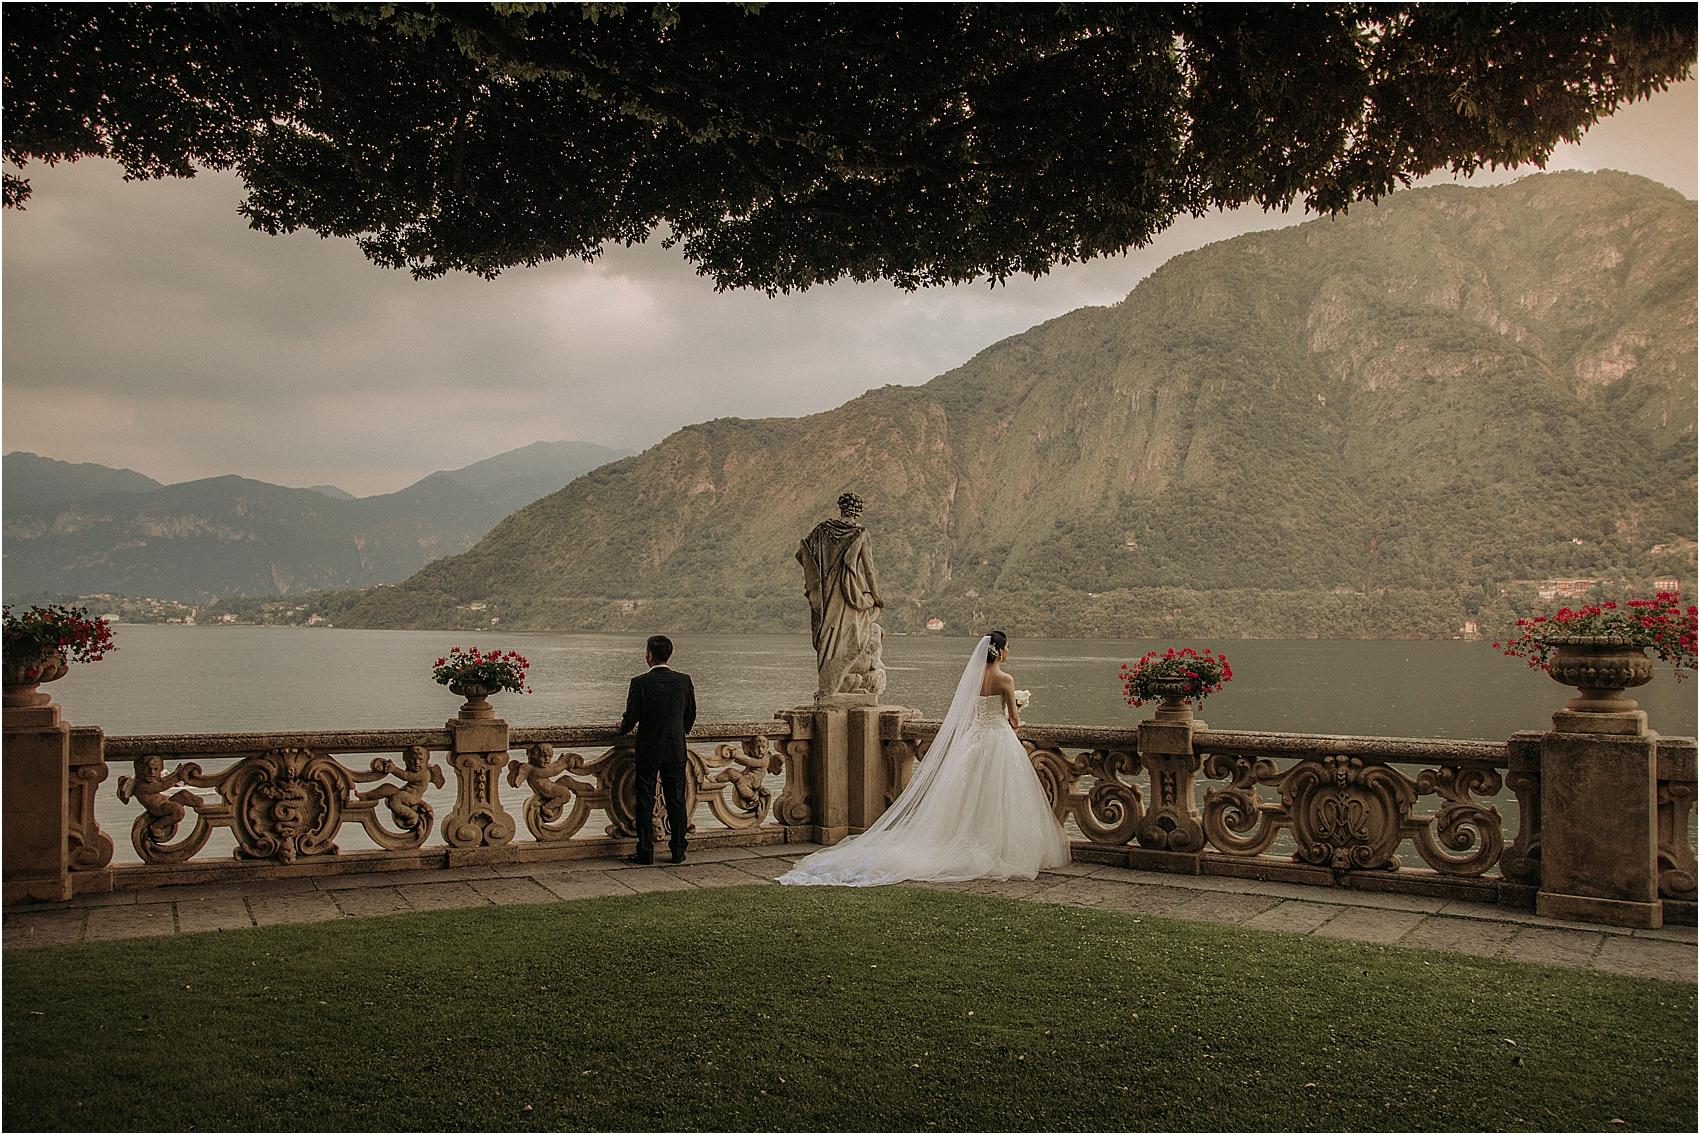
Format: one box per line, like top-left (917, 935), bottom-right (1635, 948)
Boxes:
top-left (797, 492), bottom-right (887, 704)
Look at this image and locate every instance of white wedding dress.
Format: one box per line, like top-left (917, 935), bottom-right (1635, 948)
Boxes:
top-left (779, 636), bottom-right (1071, 887)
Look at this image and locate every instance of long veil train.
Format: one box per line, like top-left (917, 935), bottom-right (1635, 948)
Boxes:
top-left (779, 635), bottom-right (1070, 886)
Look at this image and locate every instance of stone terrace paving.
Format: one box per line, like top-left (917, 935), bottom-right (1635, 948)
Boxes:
top-left (5, 844), bottom-right (1694, 983)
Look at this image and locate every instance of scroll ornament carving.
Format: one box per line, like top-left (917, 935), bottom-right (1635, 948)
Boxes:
top-left (881, 737), bottom-right (919, 808)
top-left (443, 749), bottom-right (517, 848)
top-left (117, 746), bottom-right (453, 863)
top-left (774, 738), bottom-right (815, 827)
top-left (1078, 748), bottom-right (1144, 845)
top-left (1022, 743), bottom-right (1077, 822)
top-left (1137, 752), bottom-right (1206, 852)
top-left (1278, 754), bottom-right (1415, 870)
top-left (1202, 753), bottom-right (1284, 856)
top-left (68, 760), bottom-right (115, 871)
top-left (1657, 780), bottom-right (1698, 902)
top-left (1408, 765), bottom-right (1503, 876)
top-left (1499, 765), bottom-right (1541, 885)
top-left (227, 747), bottom-right (348, 862)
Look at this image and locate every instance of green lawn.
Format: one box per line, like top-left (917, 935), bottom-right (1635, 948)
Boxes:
top-left (4, 886), bottom-right (1694, 1131)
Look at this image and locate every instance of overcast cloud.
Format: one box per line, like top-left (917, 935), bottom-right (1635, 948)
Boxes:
top-left (3, 82), bottom-right (1693, 497)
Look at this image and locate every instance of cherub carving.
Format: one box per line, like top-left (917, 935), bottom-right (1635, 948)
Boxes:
top-left (505, 743), bottom-right (588, 823)
top-left (709, 736), bottom-right (772, 813)
top-left (116, 755), bottom-right (204, 843)
top-left (358, 745), bottom-right (444, 835)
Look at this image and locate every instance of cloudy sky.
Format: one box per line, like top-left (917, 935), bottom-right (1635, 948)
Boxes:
top-left (3, 82), bottom-right (1694, 498)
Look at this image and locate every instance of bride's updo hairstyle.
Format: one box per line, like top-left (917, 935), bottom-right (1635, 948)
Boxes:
top-left (986, 630), bottom-right (1008, 663)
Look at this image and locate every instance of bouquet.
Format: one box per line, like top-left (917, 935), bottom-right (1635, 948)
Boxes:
top-left (1120, 647), bottom-right (1232, 707)
top-left (1014, 689), bottom-right (1031, 710)
top-left (1493, 592), bottom-right (1696, 677)
top-left (3, 604), bottom-right (116, 670)
top-left (430, 646), bottom-right (533, 694)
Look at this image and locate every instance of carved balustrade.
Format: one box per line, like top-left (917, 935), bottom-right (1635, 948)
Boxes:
top-left (900, 719), bottom-right (1699, 918)
top-left (79, 720), bottom-right (804, 885)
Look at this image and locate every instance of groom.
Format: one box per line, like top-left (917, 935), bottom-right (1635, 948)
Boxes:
top-left (617, 634), bottom-right (697, 865)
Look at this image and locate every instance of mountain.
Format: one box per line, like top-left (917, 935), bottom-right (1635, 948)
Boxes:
top-left (305, 485), bottom-right (356, 500)
top-left (2, 440), bottom-right (630, 601)
top-left (426, 440), bottom-right (632, 516)
top-left (342, 172), bottom-right (1697, 639)
top-left (2, 452), bottom-right (164, 511)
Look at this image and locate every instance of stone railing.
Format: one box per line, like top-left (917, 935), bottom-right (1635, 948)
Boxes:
top-left (44, 715), bottom-right (812, 891)
top-left (895, 717), bottom-right (1698, 924)
top-left (6, 689), bottom-right (1694, 929)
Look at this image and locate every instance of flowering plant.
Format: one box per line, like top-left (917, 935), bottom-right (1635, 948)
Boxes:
top-left (1120, 647), bottom-right (1233, 707)
top-left (1493, 592), bottom-right (1697, 677)
top-left (1014, 689), bottom-right (1031, 710)
top-left (430, 646), bottom-right (532, 694)
top-left (3, 604), bottom-right (116, 670)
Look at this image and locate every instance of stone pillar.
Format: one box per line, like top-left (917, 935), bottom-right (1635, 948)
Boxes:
top-left (1536, 709), bottom-right (1662, 929)
top-left (1136, 715), bottom-right (1207, 864)
top-left (442, 714), bottom-right (516, 855)
top-left (808, 708), bottom-right (852, 845)
top-left (3, 698), bottom-right (72, 903)
top-left (845, 706), bottom-right (917, 834)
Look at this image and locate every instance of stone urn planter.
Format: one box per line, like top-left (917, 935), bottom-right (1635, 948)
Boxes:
top-left (1545, 635), bottom-right (1655, 714)
top-left (1144, 676), bottom-right (1197, 722)
top-left (448, 680), bottom-right (499, 720)
top-left (2, 651), bottom-right (68, 709)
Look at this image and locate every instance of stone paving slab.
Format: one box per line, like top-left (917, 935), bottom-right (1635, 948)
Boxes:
top-left (4, 845), bottom-right (1695, 982)
top-left (963, 877), bottom-right (1063, 901)
top-left (611, 869), bottom-right (696, 894)
top-left (249, 891), bottom-right (342, 926)
top-left (1507, 926), bottom-right (1605, 969)
top-left (4, 909), bottom-right (88, 949)
top-left (1243, 879), bottom-right (1448, 915)
top-left (1430, 899), bottom-right (1638, 936)
top-left (398, 882), bottom-right (489, 912)
top-left (85, 904), bottom-right (176, 940)
top-left (467, 877), bottom-right (559, 905)
top-left (1313, 907), bottom-right (1428, 945)
top-left (314, 865), bottom-right (501, 892)
top-left (329, 887), bottom-right (413, 919)
top-left (1168, 891), bottom-right (1282, 926)
top-left (1243, 901), bottom-right (1343, 935)
top-left (535, 873), bottom-right (637, 902)
top-left (1594, 935), bottom-right (1699, 981)
top-left (665, 863), bottom-right (771, 889)
top-left (174, 898), bottom-right (255, 935)
top-left (733, 858), bottom-right (797, 882)
top-left (1398, 915), bottom-right (1520, 959)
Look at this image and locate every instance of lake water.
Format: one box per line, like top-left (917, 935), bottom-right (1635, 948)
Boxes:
top-left (55, 627), bottom-right (1696, 865)
top-left (50, 625), bottom-right (1700, 740)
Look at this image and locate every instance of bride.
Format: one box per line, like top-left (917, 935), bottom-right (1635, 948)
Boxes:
top-left (779, 631), bottom-right (1071, 886)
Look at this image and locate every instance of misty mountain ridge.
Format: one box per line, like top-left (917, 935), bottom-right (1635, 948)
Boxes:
top-left (341, 171), bottom-right (1697, 639)
top-left (2, 439), bottom-right (631, 601)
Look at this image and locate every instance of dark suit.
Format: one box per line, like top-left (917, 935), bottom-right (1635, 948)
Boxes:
top-left (618, 665), bottom-right (697, 861)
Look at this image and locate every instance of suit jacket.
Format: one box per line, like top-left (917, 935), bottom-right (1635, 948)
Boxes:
top-left (619, 666), bottom-right (697, 766)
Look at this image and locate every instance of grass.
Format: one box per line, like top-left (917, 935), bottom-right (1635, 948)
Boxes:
top-left (3, 886), bottom-right (1694, 1132)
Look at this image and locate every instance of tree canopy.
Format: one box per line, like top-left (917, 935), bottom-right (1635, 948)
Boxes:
top-left (4, 3), bottom-right (1693, 291)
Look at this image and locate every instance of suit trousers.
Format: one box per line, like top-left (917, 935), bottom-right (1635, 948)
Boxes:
top-left (634, 757), bottom-right (688, 859)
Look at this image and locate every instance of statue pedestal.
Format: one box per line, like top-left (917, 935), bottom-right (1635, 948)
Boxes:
top-left (799, 704), bottom-right (915, 844)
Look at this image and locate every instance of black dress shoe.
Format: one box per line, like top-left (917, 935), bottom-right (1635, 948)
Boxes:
top-left (621, 853), bottom-right (653, 866)
top-left (668, 852), bottom-right (687, 865)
